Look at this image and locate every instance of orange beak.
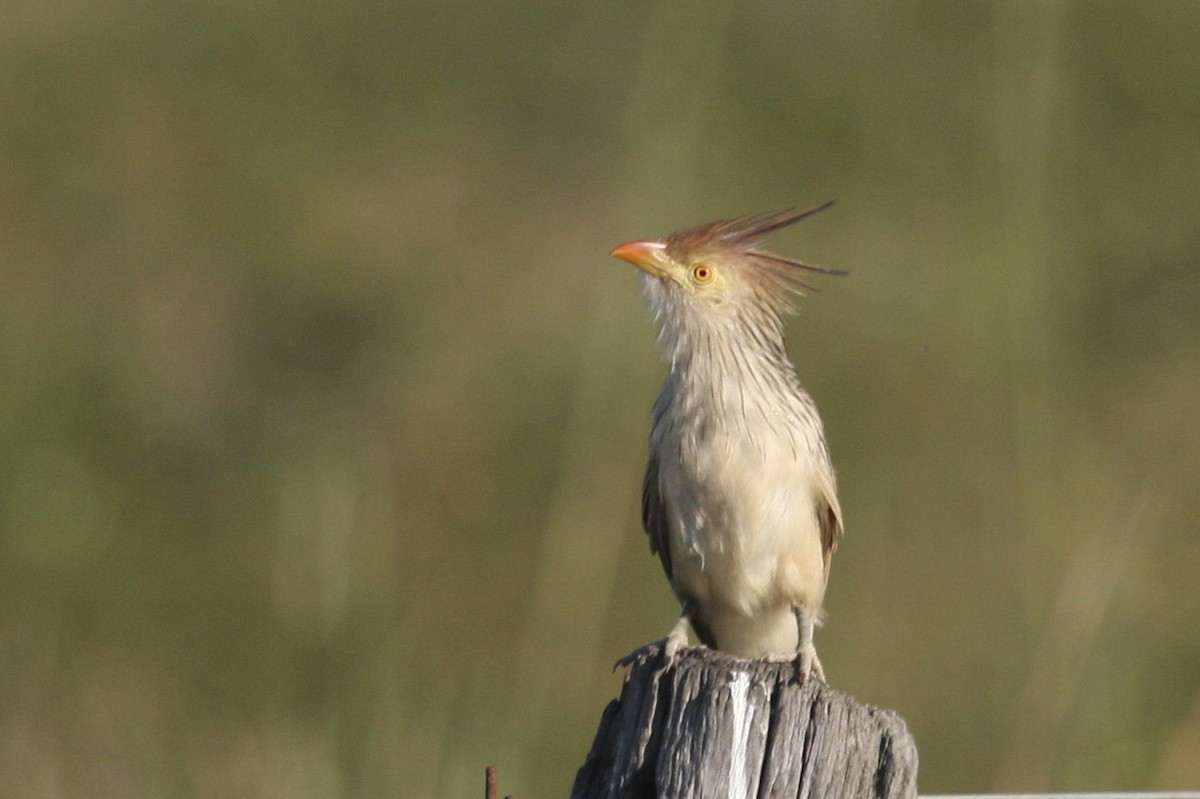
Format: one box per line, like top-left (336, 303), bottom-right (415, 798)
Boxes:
top-left (610, 239), bottom-right (668, 278)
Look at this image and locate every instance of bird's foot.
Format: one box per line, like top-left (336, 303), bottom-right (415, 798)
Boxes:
top-left (792, 643), bottom-right (826, 684)
top-left (613, 617), bottom-right (690, 671)
top-left (613, 639), bottom-right (667, 670)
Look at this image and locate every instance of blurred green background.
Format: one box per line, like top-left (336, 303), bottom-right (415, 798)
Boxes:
top-left (3, 1), bottom-right (1200, 796)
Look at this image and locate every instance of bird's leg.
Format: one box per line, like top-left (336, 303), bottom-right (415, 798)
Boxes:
top-left (661, 609), bottom-right (691, 661)
top-left (792, 605), bottom-right (826, 683)
top-left (613, 605), bottom-right (694, 670)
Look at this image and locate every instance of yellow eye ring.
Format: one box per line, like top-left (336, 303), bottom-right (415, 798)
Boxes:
top-left (692, 264), bottom-right (714, 283)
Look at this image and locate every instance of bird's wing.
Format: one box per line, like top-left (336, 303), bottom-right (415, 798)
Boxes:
top-left (641, 450), bottom-right (673, 581)
top-left (813, 465), bottom-right (844, 579)
top-left (641, 451), bottom-right (717, 647)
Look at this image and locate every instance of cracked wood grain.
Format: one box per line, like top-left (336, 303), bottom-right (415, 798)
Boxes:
top-left (571, 648), bottom-right (918, 799)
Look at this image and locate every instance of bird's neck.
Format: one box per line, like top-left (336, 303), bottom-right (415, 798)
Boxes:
top-left (651, 303), bottom-right (825, 458)
top-left (655, 304), bottom-right (798, 395)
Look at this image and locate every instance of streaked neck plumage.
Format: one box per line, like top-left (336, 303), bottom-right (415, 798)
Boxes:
top-left (641, 273), bottom-right (822, 454)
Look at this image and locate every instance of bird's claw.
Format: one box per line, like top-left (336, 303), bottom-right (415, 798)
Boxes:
top-left (792, 643), bottom-right (826, 684)
top-left (613, 623), bottom-right (690, 672)
top-left (613, 639), bottom-right (667, 671)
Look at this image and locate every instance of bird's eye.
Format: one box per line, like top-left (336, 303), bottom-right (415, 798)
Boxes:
top-left (692, 264), bottom-right (714, 283)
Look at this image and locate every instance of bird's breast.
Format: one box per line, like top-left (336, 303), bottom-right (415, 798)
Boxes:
top-left (654, 398), bottom-right (829, 616)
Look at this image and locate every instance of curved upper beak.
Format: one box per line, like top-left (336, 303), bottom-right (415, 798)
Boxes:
top-left (610, 239), bottom-right (668, 278)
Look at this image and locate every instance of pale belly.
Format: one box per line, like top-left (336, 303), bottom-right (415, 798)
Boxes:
top-left (658, 434), bottom-right (828, 655)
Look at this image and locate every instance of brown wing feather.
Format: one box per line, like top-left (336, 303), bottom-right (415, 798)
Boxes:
top-left (812, 465), bottom-right (844, 579)
top-left (641, 450), bottom-right (672, 581)
top-left (643, 451), bottom-right (718, 647)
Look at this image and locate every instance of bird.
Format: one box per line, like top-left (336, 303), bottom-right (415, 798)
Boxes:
top-left (610, 202), bottom-right (844, 682)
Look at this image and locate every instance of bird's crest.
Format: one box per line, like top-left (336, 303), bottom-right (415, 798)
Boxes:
top-left (664, 202), bottom-right (843, 306)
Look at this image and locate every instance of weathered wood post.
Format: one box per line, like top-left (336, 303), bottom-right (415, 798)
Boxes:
top-left (571, 648), bottom-right (918, 799)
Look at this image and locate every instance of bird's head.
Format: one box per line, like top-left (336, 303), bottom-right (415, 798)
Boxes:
top-left (610, 202), bottom-right (843, 324)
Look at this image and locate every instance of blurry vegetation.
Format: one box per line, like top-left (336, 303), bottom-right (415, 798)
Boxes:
top-left (2, 1), bottom-right (1200, 797)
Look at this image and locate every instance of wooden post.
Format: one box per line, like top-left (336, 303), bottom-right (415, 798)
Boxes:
top-left (571, 648), bottom-right (918, 799)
